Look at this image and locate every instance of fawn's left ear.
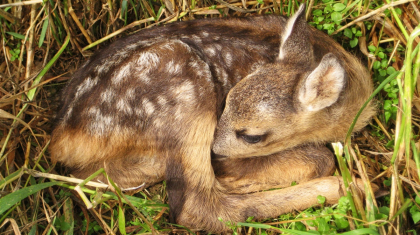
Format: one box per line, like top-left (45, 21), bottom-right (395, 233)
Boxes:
top-left (298, 53), bottom-right (346, 112)
top-left (279, 4), bottom-right (313, 63)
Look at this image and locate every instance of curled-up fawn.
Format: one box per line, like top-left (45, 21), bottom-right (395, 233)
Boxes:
top-left (50, 5), bottom-right (375, 232)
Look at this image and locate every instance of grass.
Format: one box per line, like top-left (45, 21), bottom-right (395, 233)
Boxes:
top-left (0, 0), bottom-right (419, 234)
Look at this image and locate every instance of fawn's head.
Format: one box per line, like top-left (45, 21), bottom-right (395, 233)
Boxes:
top-left (212, 5), bottom-right (348, 158)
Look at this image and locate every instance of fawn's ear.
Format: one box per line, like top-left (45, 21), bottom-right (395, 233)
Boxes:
top-left (298, 53), bottom-right (346, 111)
top-left (279, 4), bottom-right (313, 63)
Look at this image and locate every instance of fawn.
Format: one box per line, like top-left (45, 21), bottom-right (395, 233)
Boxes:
top-left (50, 5), bottom-right (375, 232)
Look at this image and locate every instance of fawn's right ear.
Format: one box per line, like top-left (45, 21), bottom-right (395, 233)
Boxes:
top-left (298, 53), bottom-right (346, 112)
top-left (279, 4), bottom-right (313, 64)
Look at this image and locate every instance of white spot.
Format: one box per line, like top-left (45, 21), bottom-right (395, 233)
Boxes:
top-left (115, 50), bottom-right (128, 57)
top-left (205, 47), bottom-right (216, 57)
top-left (224, 52), bottom-right (233, 67)
top-left (126, 44), bottom-right (139, 50)
top-left (100, 88), bottom-right (115, 103)
top-left (87, 107), bottom-right (114, 135)
top-left (201, 31), bottom-right (209, 37)
top-left (153, 118), bottom-right (164, 128)
top-left (96, 64), bottom-right (108, 74)
top-left (188, 60), bottom-right (213, 85)
top-left (90, 115), bottom-right (113, 135)
top-left (112, 63), bottom-right (131, 85)
top-left (126, 88), bottom-right (136, 100)
top-left (174, 106), bottom-right (183, 121)
top-left (87, 106), bottom-right (101, 117)
top-left (136, 51), bottom-right (160, 67)
top-left (74, 76), bottom-right (99, 101)
top-left (215, 67), bottom-right (229, 87)
top-left (63, 106), bottom-right (73, 121)
top-left (135, 68), bottom-right (151, 83)
top-left (192, 35), bottom-right (202, 43)
top-left (161, 43), bottom-right (175, 52)
top-left (166, 60), bottom-right (181, 75)
top-left (117, 98), bottom-right (133, 115)
top-left (142, 98), bottom-right (155, 116)
top-left (172, 80), bottom-right (195, 103)
top-left (157, 96), bottom-right (167, 106)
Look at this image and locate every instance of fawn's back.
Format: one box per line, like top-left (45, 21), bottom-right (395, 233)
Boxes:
top-left (50, 6), bottom-right (375, 232)
top-left (51, 15), bottom-right (288, 187)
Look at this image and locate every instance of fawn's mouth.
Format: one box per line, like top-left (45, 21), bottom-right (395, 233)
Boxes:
top-left (211, 152), bottom-right (228, 160)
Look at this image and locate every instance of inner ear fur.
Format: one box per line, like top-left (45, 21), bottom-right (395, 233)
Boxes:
top-left (298, 53), bottom-right (346, 112)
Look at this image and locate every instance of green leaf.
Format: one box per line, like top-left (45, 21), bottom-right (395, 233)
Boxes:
top-left (38, 18), bottom-right (49, 48)
top-left (412, 212), bottom-right (420, 223)
top-left (368, 45), bottom-right (376, 52)
top-left (373, 61), bottom-right (381, 69)
top-left (386, 66), bottom-right (396, 74)
top-left (381, 60), bottom-right (388, 68)
top-left (339, 228), bottom-right (380, 235)
top-left (383, 100), bottom-right (392, 110)
top-left (379, 69), bottom-right (387, 76)
top-left (295, 222), bottom-right (306, 231)
top-left (313, 9), bottom-right (323, 16)
top-left (121, 0), bottom-right (128, 20)
top-left (325, 5), bottom-right (333, 13)
top-left (279, 228), bottom-right (321, 235)
top-left (317, 195), bottom-right (326, 204)
top-left (331, 12), bottom-right (342, 22)
top-left (237, 222), bottom-right (271, 229)
top-left (385, 111), bottom-right (391, 123)
top-left (316, 16), bottom-right (325, 23)
top-left (6, 32), bottom-right (25, 40)
top-left (118, 206), bottom-right (127, 235)
top-left (350, 37), bottom-right (358, 48)
top-left (317, 217), bottom-right (329, 232)
top-left (378, 51), bottom-right (385, 59)
top-left (0, 168), bottom-right (23, 189)
top-left (415, 195), bottom-right (420, 204)
top-left (344, 28), bottom-right (353, 38)
top-left (337, 197), bottom-right (350, 212)
top-left (335, 217), bottom-right (349, 229)
top-left (333, 3), bottom-right (346, 12)
top-left (0, 181), bottom-right (59, 215)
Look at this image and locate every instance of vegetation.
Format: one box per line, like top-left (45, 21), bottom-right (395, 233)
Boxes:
top-left (0, 0), bottom-right (419, 234)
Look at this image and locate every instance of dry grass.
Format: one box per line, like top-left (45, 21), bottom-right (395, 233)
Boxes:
top-left (0, 0), bottom-right (420, 234)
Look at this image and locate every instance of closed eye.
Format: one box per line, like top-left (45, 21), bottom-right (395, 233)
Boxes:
top-left (241, 134), bottom-right (263, 144)
top-left (235, 129), bottom-right (267, 144)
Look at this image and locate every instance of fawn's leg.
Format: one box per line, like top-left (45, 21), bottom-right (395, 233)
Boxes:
top-left (164, 111), bottom-right (372, 233)
top-left (213, 145), bottom-right (336, 193)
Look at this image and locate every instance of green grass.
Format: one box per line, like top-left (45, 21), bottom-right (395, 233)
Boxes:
top-left (0, 0), bottom-right (419, 234)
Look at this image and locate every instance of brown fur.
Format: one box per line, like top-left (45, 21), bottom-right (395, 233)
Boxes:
top-left (50, 5), bottom-right (375, 232)
top-left (212, 6), bottom-right (375, 158)
top-left (213, 145), bottom-right (336, 194)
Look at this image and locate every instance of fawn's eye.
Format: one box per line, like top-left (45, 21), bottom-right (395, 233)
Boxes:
top-left (241, 134), bottom-right (263, 144)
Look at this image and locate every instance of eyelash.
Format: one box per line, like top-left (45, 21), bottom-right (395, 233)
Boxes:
top-left (240, 134), bottom-right (263, 144)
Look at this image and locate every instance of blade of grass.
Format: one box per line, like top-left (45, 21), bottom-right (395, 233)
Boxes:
top-left (0, 34), bottom-right (70, 164)
top-left (0, 181), bottom-right (60, 215)
top-left (38, 18), bottom-right (48, 47)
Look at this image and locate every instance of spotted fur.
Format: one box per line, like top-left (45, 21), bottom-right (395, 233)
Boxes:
top-left (51, 5), bottom-right (375, 232)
